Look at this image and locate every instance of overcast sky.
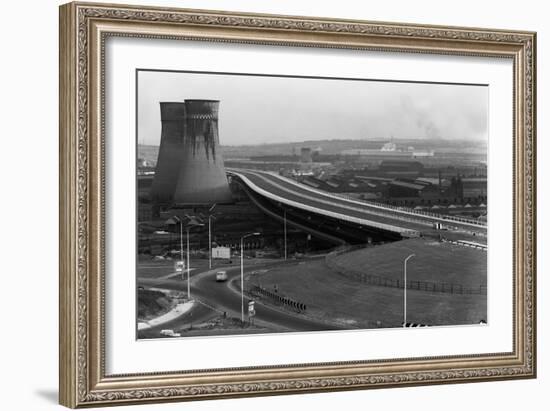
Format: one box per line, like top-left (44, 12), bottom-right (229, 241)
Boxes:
top-left (137, 70), bottom-right (488, 146)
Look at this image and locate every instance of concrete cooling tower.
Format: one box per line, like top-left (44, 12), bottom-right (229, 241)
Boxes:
top-left (150, 99), bottom-right (232, 207)
top-left (172, 100), bottom-right (232, 205)
top-left (150, 102), bottom-right (186, 204)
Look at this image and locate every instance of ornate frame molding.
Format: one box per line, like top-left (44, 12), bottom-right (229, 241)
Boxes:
top-left (59, 2), bottom-right (536, 408)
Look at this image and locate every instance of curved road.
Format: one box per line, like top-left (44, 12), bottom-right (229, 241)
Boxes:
top-left (193, 264), bottom-right (344, 331)
top-left (139, 261), bottom-right (344, 333)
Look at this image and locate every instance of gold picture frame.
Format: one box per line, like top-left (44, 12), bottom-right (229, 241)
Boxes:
top-left (59, 1), bottom-right (536, 408)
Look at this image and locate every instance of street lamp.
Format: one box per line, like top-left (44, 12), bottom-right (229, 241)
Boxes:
top-left (403, 253), bottom-right (415, 327)
top-left (241, 232), bottom-right (260, 322)
top-left (283, 210), bottom-right (287, 260)
top-left (208, 204), bottom-right (217, 269)
top-left (185, 217), bottom-right (204, 301)
top-left (169, 216), bottom-right (185, 281)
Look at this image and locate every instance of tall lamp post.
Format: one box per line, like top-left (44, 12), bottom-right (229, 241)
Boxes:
top-left (283, 210), bottom-right (287, 260)
top-left (241, 232), bottom-right (260, 322)
top-left (184, 217), bottom-right (204, 301)
top-left (403, 253), bottom-right (415, 327)
top-left (208, 204), bottom-right (217, 269)
top-left (169, 216), bottom-right (185, 281)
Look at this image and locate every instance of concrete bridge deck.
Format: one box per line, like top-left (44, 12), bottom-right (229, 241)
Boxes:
top-left (228, 169), bottom-right (487, 241)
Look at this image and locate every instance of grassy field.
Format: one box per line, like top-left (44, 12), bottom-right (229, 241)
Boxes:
top-left (251, 239), bottom-right (487, 329)
top-left (332, 238), bottom-right (486, 286)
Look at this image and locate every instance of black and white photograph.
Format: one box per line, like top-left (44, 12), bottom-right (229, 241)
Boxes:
top-left (135, 70), bottom-right (488, 339)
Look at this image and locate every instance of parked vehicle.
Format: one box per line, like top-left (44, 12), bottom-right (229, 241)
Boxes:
top-left (160, 329), bottom-right (181, 337)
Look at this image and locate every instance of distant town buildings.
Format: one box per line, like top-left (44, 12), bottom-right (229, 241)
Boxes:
top-left (138, 137), bottom-right (487, 222)
top-left (337, 139), bottom-right (435, 160)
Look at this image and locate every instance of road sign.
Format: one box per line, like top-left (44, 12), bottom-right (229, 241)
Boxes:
top-left (212, 246), bottom-right (231, 259)
top-left (248, 301), bottom-right (256, 317)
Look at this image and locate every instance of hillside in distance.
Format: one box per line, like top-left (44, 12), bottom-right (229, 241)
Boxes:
top-left (138, 138), bottom-right (487, 164)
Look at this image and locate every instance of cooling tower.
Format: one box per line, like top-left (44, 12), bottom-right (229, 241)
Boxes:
top-left (150, 102), bottom-right (186, 204)
top-left (172, 100), bottom-right (232, 205)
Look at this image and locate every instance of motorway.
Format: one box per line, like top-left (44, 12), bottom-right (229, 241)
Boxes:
top-left (229, 169), bottom-right (487, 238)
top-left (138, 260), bottom-right (344, 338)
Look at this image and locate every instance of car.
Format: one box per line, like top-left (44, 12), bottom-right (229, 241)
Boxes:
top-left (160, 329), bottom-right (181, 337)
top-left (215, 271), bottom-right (228, 282)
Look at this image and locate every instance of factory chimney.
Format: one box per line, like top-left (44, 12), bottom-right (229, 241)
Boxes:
top-left (172, 100), bottom-right (232, 205)
top-left (150, 102), bottom-right (186, 204)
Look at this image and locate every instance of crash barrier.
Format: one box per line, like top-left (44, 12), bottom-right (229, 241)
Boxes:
top-left (325, 249), bottom-right (487, 295)
top-left (402, 322), bottom-right (429, 327)
top-left (356, 198), bottom-right (487, 227)
top-left (248, 285), bottom-right (307, 313)
top-left (442, 238), bottom-right (487, 251)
